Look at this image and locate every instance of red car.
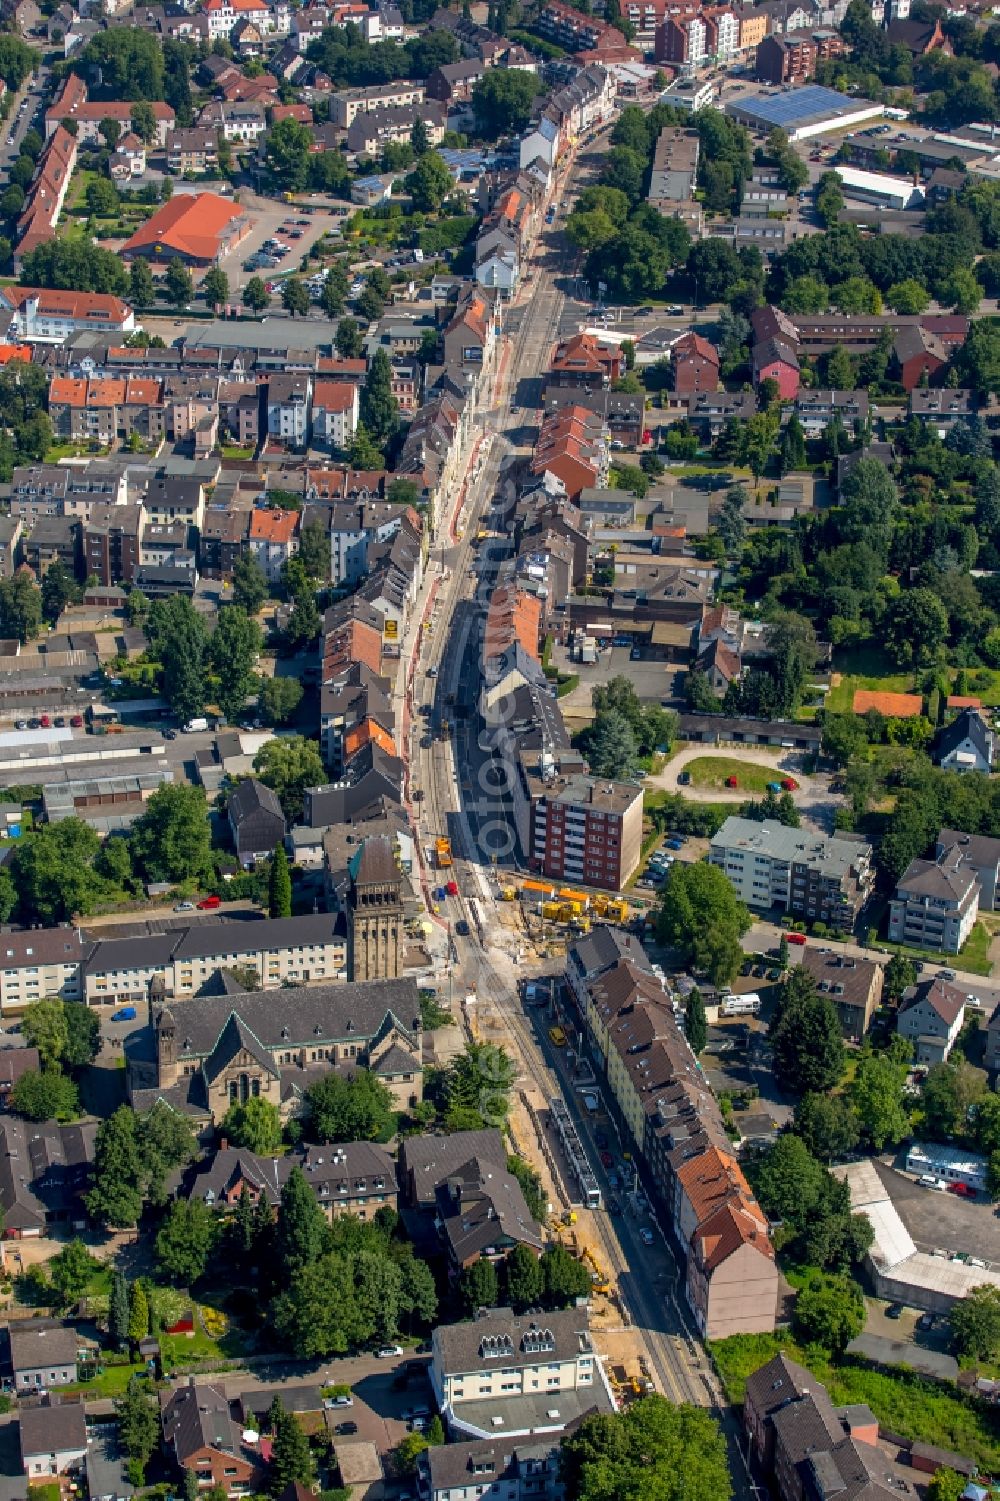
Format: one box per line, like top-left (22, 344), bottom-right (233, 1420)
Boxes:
top-left (947, 1181), bottom-right (976, 1198)
top-left (787, 933), bottom-right (807, 946)
top-left (446, 880), bottom-right (458, 896)
top-left (599, 1150), bottom-right (614, 1169)
top-left (725, 775), bottom-right (739, 788)
top-left (70, 715), bottom-right (84, 727)
top-left (781, 777), bottom-right (798, 791)
top-left (196, 895), bottom-right (222, 910)
top-left (39, 714), bottom-right (50, 728)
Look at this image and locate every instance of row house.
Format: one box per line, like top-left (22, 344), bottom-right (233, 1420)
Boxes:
top-left (530, 404), bottom-right (607, 502)
top-left (312, 380), bottom-right (359, 449)
top-left (266, 372), bottom-right (312, 449)
top-left (15, 124), bottom-right (77, 268)
top-left (47, 375), bottom-right (165, 444)
top-left (574, 942), bottom-right (778, 1337)
top-left (200, 509), bottom-right (250, 578)
top-left (164, 374), bottom-right (221, 445)
top-left (249, 506), bottom-right (299, 583)
top-left (290, 8), bottom-right (329, 51)
top-left (82, 503), bottom-right (143, 587)
top-left (791, 387), bottom-right (868, 437)
top-left (202, 0), bottom-right (271, 40)
top-left (425, 58), bottom-right (486, 103)
top-left (395, 388), bottom-right (468, 529)
top-left (545, 64), bottom-right (615, 145)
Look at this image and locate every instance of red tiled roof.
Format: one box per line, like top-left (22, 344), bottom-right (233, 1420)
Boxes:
top-left (313, 381), bottom-right (357, 413)
top-left (49, 376), bottom-right (87, 408)
top-left (250, 507), bottom-right (299, 543)
top-left (123, 192), bottom-right (244, 262)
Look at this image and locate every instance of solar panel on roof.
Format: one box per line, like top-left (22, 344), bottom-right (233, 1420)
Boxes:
top-left (735, 85), bottom-right (876, 126)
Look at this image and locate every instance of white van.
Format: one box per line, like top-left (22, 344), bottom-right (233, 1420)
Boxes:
top-left (183, 717), bottom-right (209, 733)
top-left (721, 994), bottom-right (761, 1017)
top-left (919, 1175), bottom-right (948, 1192)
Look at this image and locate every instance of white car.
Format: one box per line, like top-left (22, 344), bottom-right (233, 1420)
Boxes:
top-left (376, 1345), bottom-right (403, 1358)
top-left (323, 1394), bottom-right (353, 1408)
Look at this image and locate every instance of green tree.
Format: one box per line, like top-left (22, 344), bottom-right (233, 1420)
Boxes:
top-left (461, 1255), bottom-right (498, 1312)
top-left (86, 177), bottom-right (120, 217)
top-left (884, 588), bottom-right (949, 669)
top-left (130, 782), bottom-right (212, 884)
top-left (922, 1060), bottom-right (987, 1141)
top-left (244, 275), bottom-right (269, 314)
top-left (269, 1404), bottom-right (316, 1494)
top-left (109, 1270), bottom-right (131, 1350)
top-left (471, 69), bottom-right (536, 138)
top-left (656, 863), bottom-right (750, 987)
top-left (393, 1434), bottom-right (430, 1477)
top-left (276, 1166), bottom-right (327, 1277)
top-left (793, 1092), bottom-right (859, 1164)
top-left (850, 1049), bottom-right (909, 1150)
top-left (12, 819), bottom-right (103, 924)
top-left (950, 1285), bottom-right (1000, 1360)
top-left (335, 315), bottom-right (363, 358)
top-left (540, 1242), bottom-right (592, 1307)
top-left (211, 604), bottom-right (262, 720)
top-left (259, 676), bottom-right (304, 726)
top-left (305, 1071), bottom-right (394, 1142)
top-left (298, 519), bottom-right (330, 581)
top-left (770, 972), bottom-right (845, 1095)
top-left (265, 117), bottom-right (314, 191)
top-left (116, 1375), bottom-right (158, 1474)
top-left (887, 278), bottom-right (931, 314)
top-left (825, 344), bottom-right (856, 391)
top-left (884, 954), bottom-right (916, 1000)
top-left (21, 997), bottom-right (70, 1070)
top-left (10, 1069), bottom-right (79, 1122)
top-left (222, 1095), bottom-right (283, 1154)
top-left (156, 1198), bottom-right (218, 1284)
top-left (129, 258), bottom-right (155, 307)
top-left (685, 989), bottom-right (707, 1055)
top-left (404, 149), bottom-right (453, 211)
top-left (203, 266), bottom-right (229, 312)
top-left (410, 115), bottom-right (430, 156)
top-left (87, 1107), bottom-right (144, 1227)
top-left (793, 1272), bottom-right (865, 1354)
top-left (41, 560), bottom-right (80, 625)
top-left (927, 1472), bottom-right (968, 1501)
top-left (282, 277), bottom-right (310, 317)
top-left (147, 593), bottom-right (207, 722)
top-left (360, 348), bottom-right (399, 449)
top-left (139, 1102), bottom-right (196, 1205)
top-left (49, 1238), bottom-right (98, 1310)
top-left (164, 257), bottom-right (193, 306)
top-left (505, 1243), bottom-right (543, 1311)
top-left (562, 1396), bottom-right (731, 1501)
top-left (232, 552), bottom-right (269, 614)
top-left (268, 844), bottom-right (292, 918)
top-left (253, 735), bottom-right (325, 821)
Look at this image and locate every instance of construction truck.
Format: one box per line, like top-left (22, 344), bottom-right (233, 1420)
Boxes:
top-left (435, 837), bottom-right (453, 869)
top-left (582, 1248), bottom-right (610, 1296)
top-left (498, 886), bottom-right (517, 901)
top-left (591, 894), bottom-right (629, 923)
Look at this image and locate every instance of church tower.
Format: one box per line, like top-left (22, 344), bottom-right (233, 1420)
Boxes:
top-left (346, 834), bottom-right (404, 982)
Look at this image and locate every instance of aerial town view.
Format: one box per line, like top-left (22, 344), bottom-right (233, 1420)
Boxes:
top-left (0, 0), bottom-right (999, 1498)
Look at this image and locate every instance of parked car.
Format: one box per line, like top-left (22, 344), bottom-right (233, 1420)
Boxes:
top-left (787, 933), bottom-right (807, 946)
top-left (70, 715), bottom-right (84, 727)
top-left (599, 1150), bottom-right (614, 1169)
top-left (324, 1395), bottom-right (353, 1408)
top-left (886, 1303), bottom-right (904, 1320)
top-left (947, 1181), bottom-right (976, 1198)
top-left (335, 1421), bottom-right (358, 1435)
top-left (376, 1345), bottom-right (403, 1358)
top-left (455, 919), bottom-right (470, 936)
top-left (607, 1195), bottom-right (622, 1215)
top-left (548, 1025), bottom-right (566, 1047)
top-left (111, 1006), bottom-right (137, 1022)
top-left (174, 901), bottom-right (195, 912)
top-left (638, 1228), bottom-right (655, 1247)
top-left (595, 1130), bottom-right (609, 1149)
top-left (196, 895), bottom-right (222, 910)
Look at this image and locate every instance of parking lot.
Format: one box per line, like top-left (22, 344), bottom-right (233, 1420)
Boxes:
top-left (217, 192), bottom-right (346, 297)
top-left (877, 1161), bottom-right (1000, 1265)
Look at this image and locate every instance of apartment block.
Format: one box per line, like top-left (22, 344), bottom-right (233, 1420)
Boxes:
top-left (518, 761), bottom-right (643, 891)
top-left (709, 816), bottom-right (874, 928)
top-left (887, 843), bottom-right (980, 953)
top-left (896, 976), bottom-right (966, 1065)
top-left (430, 1307), bottom-right (610, 1441)
top-left (0, 928), bottom-right (89, 1014)
top-left (331, 81), bottom-right (426, 127)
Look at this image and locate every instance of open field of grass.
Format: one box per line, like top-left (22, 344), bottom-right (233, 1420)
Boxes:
top-left (684, 756), bottom-right (782, 794)
top-left (711, 1333), bottom-right (1000, 1470)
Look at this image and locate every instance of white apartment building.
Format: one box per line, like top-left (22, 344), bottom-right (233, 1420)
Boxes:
top-left (709, 816), bottom-right (874, 927)
top-left (887, 843), bottom-right (980, 954)
top-left (431, 1307), bottom-right (612, 1440)
top-left (312, 381), bottom-right (360, 449)
top-left (0, 930), bottom-right (89, 1014)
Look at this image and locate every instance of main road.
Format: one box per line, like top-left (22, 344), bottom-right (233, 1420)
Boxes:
top-left (398, 131), bottom-right (757, 1501)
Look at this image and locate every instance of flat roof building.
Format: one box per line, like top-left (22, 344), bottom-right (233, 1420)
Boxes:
top-left (710, 816), bottom-right (874, 927)
top-left (726, 85), bottom-right (883, 141)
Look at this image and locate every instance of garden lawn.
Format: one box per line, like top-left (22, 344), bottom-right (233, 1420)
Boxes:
top-left (711, 1333), bottom-right (1000, 1471)
top-left (877, 920), bottom-right (993, 978)
top-left (66, 1360), bottom-right (145, 1399)
top-left (684, 756), bottom-right (781, 794)
top-left (826, 673), bottom-right (919, 715)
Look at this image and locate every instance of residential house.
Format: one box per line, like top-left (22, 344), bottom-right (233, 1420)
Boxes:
top-left (267, 373), bottom-right (312, 449)
top-left (0, 1047), bottom-right (41, 1107)
top-left (435, 1157), bottom-right (544, 1274)
top-left (0, 1117), bottom-right (96, 1236)
top-left (167, 129), bottom-right (221, 175)
top-left (186, 1140), bottom-right (396, 1221)
top-left (893, 324), bottom-right (949, 391)
top-left (417, 1439), bottom-right (563, 1501)
top-left (312, 381), bottom-right (359, 449)
top-left (888, 844), bottom-right (980, 955)
top-left (751, 337), bottom-right (800, 398)
top-left (897, 977), bottom-right (967, 1063)
top-left (249, 507), bottom-right (299, 583)
top-left (10, 1324), bottom-right (80, 1391)
top-left (161, 1380), bottom-right (263, 1497)
top-left (792, 388), bottom-right (868, 437)
top-left (20, 1400), bottom-right (88, 1479)
top-left (799, 948), bottom-right (883, 1043)
top-left (671, 332), bottom-right (719, 395)
top-left (331, 82), bottom-right (427, 128)
top-left (228, 777), bottom-right (286, 866)
top-left (547, 332), bottom-right (622, 391)
top-left (933, 706), bottom-right (994, 773)
top-left (936, 829), bottom-right (1000, 911)
top-left (425, 58), bottom-right (485, 104)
